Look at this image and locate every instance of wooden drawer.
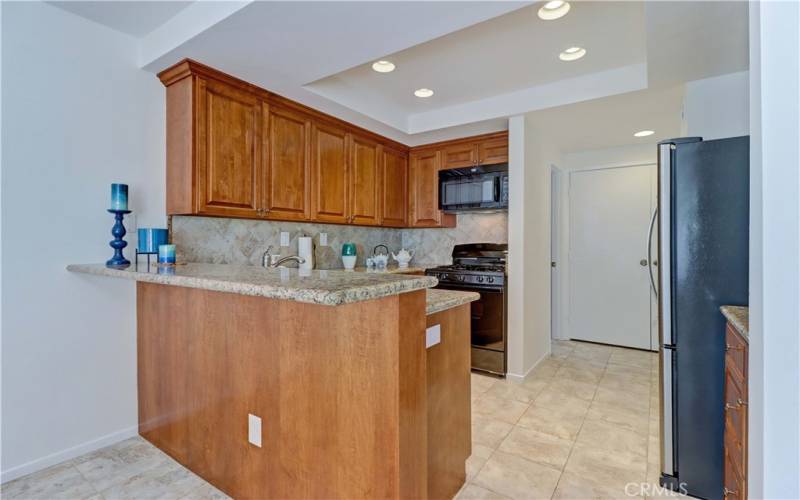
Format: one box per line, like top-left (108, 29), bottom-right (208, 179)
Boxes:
top-left (726, 324), bottom-right (747, 382)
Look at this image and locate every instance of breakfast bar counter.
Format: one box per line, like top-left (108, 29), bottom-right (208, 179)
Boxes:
top-left (68, 262), bottom-right (476, 500)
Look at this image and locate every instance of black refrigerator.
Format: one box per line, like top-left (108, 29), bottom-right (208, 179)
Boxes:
top-left (656, 136), bottom-right (749, 500)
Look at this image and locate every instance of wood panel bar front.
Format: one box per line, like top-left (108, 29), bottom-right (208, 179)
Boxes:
top-left (137, 282), bottom-right (427, 499)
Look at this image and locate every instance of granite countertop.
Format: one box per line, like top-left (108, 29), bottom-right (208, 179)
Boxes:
top-left (67, 263), bottom-right (437, 307)
top-left (721, 305), bottom-right (749, 341)
top-left (351, 265), bottom-right (427, 275)
top-left (426, 289), bottom-right (480, 315)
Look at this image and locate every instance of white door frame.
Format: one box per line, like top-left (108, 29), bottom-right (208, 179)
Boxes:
top-left (550, 164), bottom-right (562, 340)
top-left (563, 161), bottom-right (658, 346)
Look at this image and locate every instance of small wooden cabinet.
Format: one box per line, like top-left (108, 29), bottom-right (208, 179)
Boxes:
top-left (310, 121), bottom-right (349, 224)
top-left (195, 77), bottom-right (263, 218)
top-left (724, 323), bottom-right (748, 500)
top-left (442, 142), bottom-right (478, 169)
top-left (349, 134), bottom-right (382, 226)
top-left (266, 106), bottom-right (311, 221)
top-left (409, 149), bottom-right (455, 228)
top-left (440, 132), bottom-right (508, 170)
top-left (381, 147), bottom-right (408, 227)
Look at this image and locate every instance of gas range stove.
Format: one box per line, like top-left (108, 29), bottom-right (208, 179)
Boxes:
top-left (426, 243), bottom-right (507, 289)
top-left (426, 243), bottom-right (509, 376)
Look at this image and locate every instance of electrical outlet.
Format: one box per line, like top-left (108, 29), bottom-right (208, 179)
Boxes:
top-left (280, 232), bottom-right (290, 247)
top-left (426, 324), bottom-right (441, 349)
top-left (248, 414), bottom-right (262, 447)
top-left (319, 232), bottom-right (328, 247)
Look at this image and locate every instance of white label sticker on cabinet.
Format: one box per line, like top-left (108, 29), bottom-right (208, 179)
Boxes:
top-left (426, 324), bottom-right (441, 349)
top-left (248, 414), bottom-right (262, 447)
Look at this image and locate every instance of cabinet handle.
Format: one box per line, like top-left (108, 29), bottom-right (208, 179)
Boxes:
top-left (737, 398), bottom-right (748, 406)
top-left (726, 343), bottom-right (744, 351)
top-left (725, 401), bottom-right (744, 410)
top-left (723, 487), bottom-right (738, 497)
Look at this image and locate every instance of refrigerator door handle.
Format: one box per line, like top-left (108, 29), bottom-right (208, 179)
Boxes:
top-left (647, 207), bottom-right (659, 297)
top-left (658, 142), bottom-right (674, 347)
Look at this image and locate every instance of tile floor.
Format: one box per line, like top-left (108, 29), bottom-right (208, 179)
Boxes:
top-left (2, 340), bottom-right (670, 500)
top-left (457, 340), bottom-right (667, 500)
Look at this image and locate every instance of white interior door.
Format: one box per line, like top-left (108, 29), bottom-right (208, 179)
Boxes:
top-left (569, 164), bottom-right (656, 350)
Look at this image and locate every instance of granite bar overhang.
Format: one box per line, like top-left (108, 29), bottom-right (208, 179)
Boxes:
top-left (67, 262), bottom-right (437, 306)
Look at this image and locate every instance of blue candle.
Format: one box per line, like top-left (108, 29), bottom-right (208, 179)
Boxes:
top-left (110, 183), bottom-right (128, 211)
top-left (158, 244), bottom-right (176, 264)
top-left (138, 228), bottom-right (168, 253)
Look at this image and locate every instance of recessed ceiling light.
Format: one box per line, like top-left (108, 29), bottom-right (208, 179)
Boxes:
top-left (634, 130), bottom-right (655, 137)
top-left (371, 60), bottom-right (395, 73)
top-left (558, 46), bottom-right (586, 61)
top-left (538, 0), bottom-right (570, 20)
top-left (414, 88), bottom-right (434, 98)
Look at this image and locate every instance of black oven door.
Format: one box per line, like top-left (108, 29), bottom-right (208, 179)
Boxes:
top-left (434, 283), bottom-right (506, 375)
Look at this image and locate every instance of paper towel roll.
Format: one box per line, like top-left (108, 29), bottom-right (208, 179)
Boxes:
top-left (298, 236), bottom-right (314, 271)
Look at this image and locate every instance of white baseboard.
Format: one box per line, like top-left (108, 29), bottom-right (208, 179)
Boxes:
top-left (505, 350), bottom-right (550, 383)
top-left (1, 425), bottom-right (139, 484)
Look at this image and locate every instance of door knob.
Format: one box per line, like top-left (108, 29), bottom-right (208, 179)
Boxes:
top-left (640, 259), bottom-right (648, 266)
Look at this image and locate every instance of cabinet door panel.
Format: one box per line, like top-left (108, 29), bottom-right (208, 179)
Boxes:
top-left (311, 123), bottom-right (349, 223)
top-left (197, 78), bottom-right (261, 217)
top-left (350, 135), bottom-right (381, 226)
top-left (442, 143), bottom-right (477, 169)
top-left (382, 148), bottom-right (408, 227)
top-left (409, 150), bottom-right (442, 227)
top-left (266, 106), bottom-right (310, 220)
top-left (478, 136), bottom-right (509, 165)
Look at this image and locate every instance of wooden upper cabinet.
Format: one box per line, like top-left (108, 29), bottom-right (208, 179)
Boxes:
top-left (196, 77), bottom-right (262, 218)
top-left (266, 106), bottom-right (310, 220)
top-left (382, 148), bottom-right (408, 227)
top-left (478, 135), bottom-right (509, 165)
top-left (310, 122), bottom-right (349, 223)
top-left (160, 60), bottom-right (507, 230)
top-left (442, 142), bottom-right (478, 169)
top-left (350, 135), bottom-right (382, 226)
top-left (438, 132), bottom-right (510, 171)
top-left (409, 149), bottom-right (455, 228)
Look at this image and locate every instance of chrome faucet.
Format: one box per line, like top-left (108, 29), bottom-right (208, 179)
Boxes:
top-left (269, 255), bottom-right (306, 268)
top-left (262, 246), bottom-right (306, 268)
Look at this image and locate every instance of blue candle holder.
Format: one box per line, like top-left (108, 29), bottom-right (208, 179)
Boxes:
top-left (106, 209), bottom-right (132, 268)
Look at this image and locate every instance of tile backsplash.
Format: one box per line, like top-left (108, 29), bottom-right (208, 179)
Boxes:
top-left (400, 212), bottom-right (508, 265)
top-left (172, 212), bottom-right (508, 269)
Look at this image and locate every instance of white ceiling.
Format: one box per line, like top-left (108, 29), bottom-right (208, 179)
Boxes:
top-left (49, 1), bottom-right (193, 37)
top-left (307, 2), bottom-right (646, 130)
top-left (526, 85), bottom-right (685, 153)
top-left (50, 1), bottom-right (748, 146)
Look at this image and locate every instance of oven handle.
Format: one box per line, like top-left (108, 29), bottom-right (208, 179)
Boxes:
top-left (428, 282), bottom-right (505, 292)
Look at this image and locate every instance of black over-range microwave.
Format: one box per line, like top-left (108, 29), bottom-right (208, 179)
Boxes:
top-left (438, 164), bottom-right (509, 212)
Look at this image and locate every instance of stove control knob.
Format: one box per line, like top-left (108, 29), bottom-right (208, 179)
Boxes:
top-left (487, 276), bottom-right (494, 283)
top-left (477, 276), bottom-right (484, 283)
top-left (440, 273), bottom-right (448, 280)
top-left (458, 275), bottom-right (465, 282)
